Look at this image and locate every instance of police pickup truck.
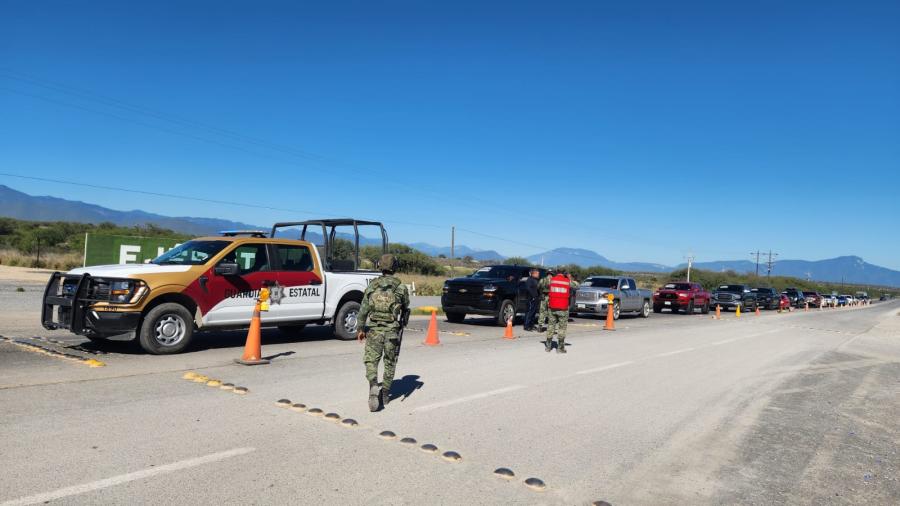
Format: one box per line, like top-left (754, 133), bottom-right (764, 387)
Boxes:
top-left (573, 275), bottom-right (652, 320)
top-left (41, 219), bottom-right (389, 354)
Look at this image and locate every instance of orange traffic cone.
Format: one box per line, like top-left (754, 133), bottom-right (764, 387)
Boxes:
top-left (755, 306), bottom-right (761, 316)
top-left (804, 301), bottom-right (809, 312)
top-left (503, 317), bottom-right (515, 339)
top-left (604, 296), bottom-right (616, 331)
top-left (424, 310), bottom-right (440, 346)
top-left (235, 300), bottom-right (270, 365)
top-left (714, 304), bottom-right (721, 320)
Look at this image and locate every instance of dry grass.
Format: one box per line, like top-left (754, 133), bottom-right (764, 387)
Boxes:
top-left (0, 249), bottom-right (82, 271)
top-left (397, 273), bottom-right (447, 296)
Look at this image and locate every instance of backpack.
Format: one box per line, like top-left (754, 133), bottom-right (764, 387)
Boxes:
top-left (369, 280), bottom-right (403, 322)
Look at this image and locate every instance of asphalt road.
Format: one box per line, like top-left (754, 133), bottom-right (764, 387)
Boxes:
top-left (1, 284), bottom-right (898, 505)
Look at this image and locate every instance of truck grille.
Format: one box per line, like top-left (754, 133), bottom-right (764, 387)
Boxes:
top-left (576, 291), bottom-right (599, 301)
top-left (658, 292), bottom-right (677, 300)
top-left (715, 293), bottom-right (734, 302)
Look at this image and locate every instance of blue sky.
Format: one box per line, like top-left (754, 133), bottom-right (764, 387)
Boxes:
top-left (1, 1), bottom-right (898, 269)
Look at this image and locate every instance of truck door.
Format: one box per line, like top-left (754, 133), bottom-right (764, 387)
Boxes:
top-left (201, 243), bottom-right (277, 325)
top-left (619, 278), bottom-right (636, 310)
top-left (272, 244), bottom-right (326, 321)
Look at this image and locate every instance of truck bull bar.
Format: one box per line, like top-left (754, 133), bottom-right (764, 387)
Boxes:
top-left (42, 272), bottom-right (92, 334)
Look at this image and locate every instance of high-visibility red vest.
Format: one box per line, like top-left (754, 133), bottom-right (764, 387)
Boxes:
top-left (548, 274), bottom-right (571, 310)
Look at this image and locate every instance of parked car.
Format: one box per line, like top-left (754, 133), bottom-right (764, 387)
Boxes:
top-left (783, 287), bottom-right (806, 308)
top-left (652, 282), bottom-right (711, 314)
top-left (441, 265), bottom-right (546, 325)
top-left (802, 291), bottom-right (823, 308)
top-left (573, 276), bottom-right (652, 320)
top-left (779, 293), bottom-right (791, 311)
top-left (821, 294), bottom-right (837, 307)
top-left (837, 295), bottom-right (850, 306)
top-left (751, 287), bottom-right (781, 310)
top-left (710, 284), bottom-right (758, 312)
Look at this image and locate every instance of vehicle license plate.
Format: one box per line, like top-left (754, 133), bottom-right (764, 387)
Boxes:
top-left (577, 304), bottom-right (587, 309)
top-left (664, 301), bottom-right (671, 305)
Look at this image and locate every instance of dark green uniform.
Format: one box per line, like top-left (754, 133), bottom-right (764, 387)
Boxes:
top-left (358, 274), bottom-right (410, 401)
top-left (537, 274), bottom-right (551, 329)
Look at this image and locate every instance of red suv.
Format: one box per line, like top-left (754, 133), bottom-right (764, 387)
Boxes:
top-left (653, 282), bottom-right (711, 314)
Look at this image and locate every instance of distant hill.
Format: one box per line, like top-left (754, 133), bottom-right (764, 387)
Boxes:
top-left (682, 256), bottom-right (900, 287)
top-left (0, 184), bottom-right (260, 236)
top-left (407, 242), bottom-right (504, 261)
top-left (527, 247), bottom-right (671, 272)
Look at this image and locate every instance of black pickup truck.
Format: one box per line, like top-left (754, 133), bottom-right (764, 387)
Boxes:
top-left (750, 287), bottom-right (781, 310)
top-left (710, 284), bottom-right (759, 312)
top-left (441, 265), bottom-right (546, 325)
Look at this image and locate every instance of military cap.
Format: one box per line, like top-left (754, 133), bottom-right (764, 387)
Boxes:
top-left (378, 254), bottom-right (398, 272)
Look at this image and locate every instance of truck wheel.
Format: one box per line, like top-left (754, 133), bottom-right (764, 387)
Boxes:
top-left (612, 301), bottom-right (620, 320)
top-left (653, 305), bottom-right (662, 314)
top-left (701, 301), bottom-right (710, 314)
top-left (138, 303), bottom-right (194, 355)
top-left (683, 300), bottom-right (694, 315)
top-left (640, 300), bottom-right (651, 318)
top-left (496, 300), bottom-right (516, 326)
top-left (334, 301), bottom-right (361, 341)
top-left (446, 311), bottom-right (466, 324)
top-left (278, 324), bottom-right (306, 337)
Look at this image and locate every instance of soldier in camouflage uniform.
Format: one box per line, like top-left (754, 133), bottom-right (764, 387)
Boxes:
top-left (357, 254), bottom-right (410, 412)
top-left (537, 269), bottom-right (553, 332)
top-left (545, 272), bottom-right (579, 353)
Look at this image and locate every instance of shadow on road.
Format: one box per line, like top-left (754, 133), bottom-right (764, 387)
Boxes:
top-left (390, 374), bottom-right (424, 402)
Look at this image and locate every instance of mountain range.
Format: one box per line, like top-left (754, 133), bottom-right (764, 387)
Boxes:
top-left (2, 184), bottom-right (898, 286)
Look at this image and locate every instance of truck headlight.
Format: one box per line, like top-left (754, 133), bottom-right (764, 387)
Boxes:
top-left (107, 280), bottom-right (146, 304)
top-left (483, 284), bottom-right (498, 293)
top-left (442, 283), bottom-right (449, 294)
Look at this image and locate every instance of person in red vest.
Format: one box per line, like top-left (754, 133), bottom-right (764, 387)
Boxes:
top-left (545, 270), bottom-right (577, 353)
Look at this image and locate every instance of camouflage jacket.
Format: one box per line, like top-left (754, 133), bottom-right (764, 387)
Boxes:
top-left (358, 274), bottom-right (410, 332)
top-left (538, 275), bottom-right (551, 295)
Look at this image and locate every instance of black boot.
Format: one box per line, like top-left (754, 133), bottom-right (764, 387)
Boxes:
top-left (368, 381), bottom-right (381, 412)
top-left (544, 339), bottom-right (552, 352)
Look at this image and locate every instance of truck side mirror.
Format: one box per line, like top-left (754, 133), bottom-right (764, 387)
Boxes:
top-left (214, 262), bottom-right (240, 276)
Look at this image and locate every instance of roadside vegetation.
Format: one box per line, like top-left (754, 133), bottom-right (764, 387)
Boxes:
top-left (0, 217), bottom-right (190, 269)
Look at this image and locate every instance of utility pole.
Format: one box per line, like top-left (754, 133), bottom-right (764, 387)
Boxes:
top-left (751, 250), bottom-right (761, 276)
top-left (766, 251), bottom-right (778, 279)
top-left (685, 253), bottom-right (695, 282)
top-left (450, 226), bottom-right (455, 261)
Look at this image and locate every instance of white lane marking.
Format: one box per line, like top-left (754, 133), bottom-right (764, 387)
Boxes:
top-left (1, 447), bottom-right (255, 506)
top-left (410, 385), bottom-right (525, 413)
top-left (653, 347), bottom-right (695, 358)
top-left (711, 337), bottom-right (743, 346)
top-left (575, 361), bottom-right (635, 375)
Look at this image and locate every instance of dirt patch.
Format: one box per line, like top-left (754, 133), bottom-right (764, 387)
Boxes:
top-left (0, 265), bottom-right (55, 285)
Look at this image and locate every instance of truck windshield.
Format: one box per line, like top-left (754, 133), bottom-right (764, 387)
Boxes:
top-left (718, 285), bottom-right (745, 292)
top-left (152, 240), bottom-right (229, 265)
top-left (583, 278), bottom-right (619, 289)
top-left (751, 288), bottom-right (772, 293)
top-left (664, 283), bottom-right (692, 290)
top-left (470, 267), bottom-right (505, 279)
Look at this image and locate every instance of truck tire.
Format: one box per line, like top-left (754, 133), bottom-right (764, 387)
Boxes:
top-left (496, 299), bottom-right (516, 326)
top-left (446, 311), bottom-right (465, 324)
top-left (684, 300), bottom-right (694, 315)
top-left (640, 300), bottom-right (651, 318)
top-left (278, 324), bottom-right (306, 337)
top-left (138, 303), bottom-right (194, 355)
top-left (653, 304), bottom-right (663, 314)
top-left (701, 301), bottom-right (710, 314)
top-left (612, 301), bottom-right (620, 320)
top-left (334, 301), bottom-right (361, 341)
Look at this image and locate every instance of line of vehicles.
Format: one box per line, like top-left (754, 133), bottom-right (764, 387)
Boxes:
top-left (440, 264), bottom-right (876, 323)
top-left (38, 217), bottom-right (885, 355)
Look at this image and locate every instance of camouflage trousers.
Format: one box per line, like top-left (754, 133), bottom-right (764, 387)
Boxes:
top-left (364, 329), bottom-right (402, 392)
top-left (537, 297), bottom-right (549, 327)
top-left (546, 310), bottom-right (568, 341)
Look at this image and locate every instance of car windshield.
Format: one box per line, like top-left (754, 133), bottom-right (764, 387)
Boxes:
top-left (663, 283), bottom-right (692, 290)
top-left (803, 291), bottom-right (817, 296)
top-left (583, 278), bottom-right (619, 288)
top-left (151, 240), bottom-right (229, 265)
top-left (470, 267), bottom-right (505, 279)
top-left (718, 285), bottom-right (745, 292)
